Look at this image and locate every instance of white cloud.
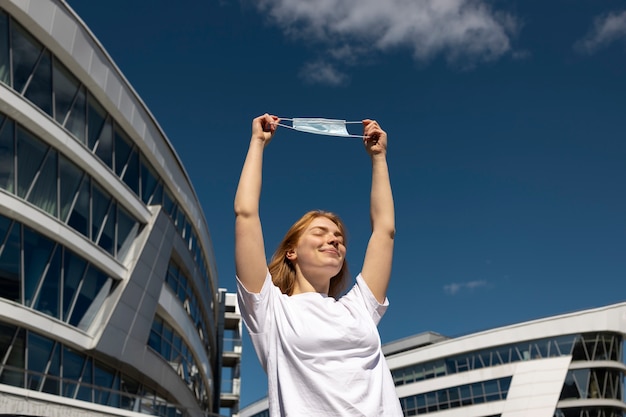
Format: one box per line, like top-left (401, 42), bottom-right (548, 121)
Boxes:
top-left (298, 60), bottom-right (349, 86)
top-left (255, 0), bottom-right (518, 84)
top-left (443, 279), bottom-right (487, 295)
top-left (575, 10), bottom-right (626, 53)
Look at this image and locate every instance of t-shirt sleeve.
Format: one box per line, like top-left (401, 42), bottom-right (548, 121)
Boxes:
top-left (353, 273), bottom-right (389, 325)
top-left (236, 271), bottom-right (273, 334)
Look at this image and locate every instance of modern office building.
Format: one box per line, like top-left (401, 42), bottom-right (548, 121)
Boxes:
top-left (239, 302), bottom-right (626, 417)
top-left (0, 1), bottom-right (231, 416)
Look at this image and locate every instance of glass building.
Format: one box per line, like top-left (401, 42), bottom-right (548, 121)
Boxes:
top-left (0, 1), bottom-right (238, 416)
top-left (239, 302), bottom-right (626, 417)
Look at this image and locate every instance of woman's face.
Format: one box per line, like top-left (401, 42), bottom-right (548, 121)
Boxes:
top-left (287, 216), bottom-right (346, 278)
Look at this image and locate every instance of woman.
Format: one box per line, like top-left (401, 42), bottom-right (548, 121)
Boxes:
top-left (235, 114), bottom-right (402, 416)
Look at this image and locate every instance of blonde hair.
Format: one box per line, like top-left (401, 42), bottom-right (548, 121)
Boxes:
top-left (268, 210), bottom-right (349, 299)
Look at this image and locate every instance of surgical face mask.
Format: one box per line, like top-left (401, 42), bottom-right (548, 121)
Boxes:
top-left (276, 118), bottom-right (365, 138)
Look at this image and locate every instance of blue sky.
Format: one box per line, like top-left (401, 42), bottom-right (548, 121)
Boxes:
top-left (68, 0), bottom-right (626, 408)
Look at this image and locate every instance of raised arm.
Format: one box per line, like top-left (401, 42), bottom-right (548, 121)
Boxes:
top-left (360, 120), bottom-right (395, 303)
top-left (234, 114), bottom-right (279, 293)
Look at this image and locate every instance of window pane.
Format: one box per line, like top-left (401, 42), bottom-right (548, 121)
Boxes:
top-left (27, 148), bottom-right (58, 216)
top-left (42, 339), bottom-right (60, 395)
top-left (0, 322), bottom-right (17, 363)
top-left (34, 244), bottom-right (61, 318)
top-left (0, 11), bottom-right (9, 84)
top-left (76, 357), bottom-right (92, 402)
top-left (53, 60), bottom-right (80, 126)
top-left (27, 332), bottom-right (54, 391)
top-left (1, 328), bottom-right (25, 387)
top-left (62, 250), bottom-right (87, 322)
top-left (62, 346), bottom-right (84, 398)
top-left (67, 177), bottom-right (90, 237)
top-left (11, 23), bottom-right (42, 93)
top-left (91, 183), bottom-right (112, 244)
top-left (140, 161), bottom-right (158, 204)
top-left (87, 94), bottom-right (106, 149)
top-left (122, 149), bottom-right (139, 194)
top-left (116, 206), bottom-right (137, 260)
top-left (17, 127), bottom-right (48, 199)
top-left (59, 155), bottom-right (84, 222)
top-left (23, 226), bottom-right (55, 307)
top-left (0, 116), bottom-right (14, 192)
top-left (97, 201), bottom-right (115, 255)
top-left (24, 50), bottom-right (52, 115)
top-left (0, 218), bottom-right (20, 302)
top-left (68, 265), bottom-right (108, 328)
top-left (66, 87), bottom-right (86, 142)
top-left (114, 128), bottom-right (132, 178)
top-left (94, 118), bottom-right (113, 168)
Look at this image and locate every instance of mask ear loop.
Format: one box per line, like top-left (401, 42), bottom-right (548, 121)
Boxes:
top-left (272, 118), bottom-right (368, 139)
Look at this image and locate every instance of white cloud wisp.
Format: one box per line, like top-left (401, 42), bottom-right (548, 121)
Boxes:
top-left (576, 10), bottom-right (626, 53)
top-left (443, 280), bottom-right (488, 295)
top-left (255, 0), bottom-right (518, 85)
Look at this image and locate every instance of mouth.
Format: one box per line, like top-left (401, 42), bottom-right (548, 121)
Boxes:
top-left (320, 248), bottom-right (340, 257)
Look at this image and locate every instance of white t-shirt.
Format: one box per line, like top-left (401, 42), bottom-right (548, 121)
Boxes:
top-left (237, 271), bottom-right (403, 416)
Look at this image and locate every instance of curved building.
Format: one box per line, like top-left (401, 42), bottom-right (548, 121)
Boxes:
top-left (0, 1), bottom-right (227, 416)
top-left (240, 302), bottom-right (626, 417)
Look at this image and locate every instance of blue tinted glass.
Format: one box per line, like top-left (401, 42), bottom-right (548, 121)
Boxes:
top-left (116, 206), bottom-right (137, 260)
top-left (76, 357), bottom-right (92, 401)
top-left (67, 177), bottom-right (90, 237)
top-left (59, 155), bottom-right (84, 222)
top-left (27, 332), bottom-right (54, 390)
top-left (27, 148), bottom-right (58, 216)
top-left (17, 127), bottom-right (48, 199)
top-left (0, 117), bottom-right (14, 192)
top-left (122, 149), bottom-right (139, 194)
top-left (34, 244), bottom-right (61, 318)
top-left (68, 265), bottom-right (108, 328)
top-left (0, 219), bottom-right (20, 302)
top-left (94, 361), bottom-right (114, 405)
top-left (97, 202), bottom-right (115, 255)
top-left (62, 250), bottom-right (87, 321)
top-left (94, 119), bottom-right (113, 168)
top-left (11, 23), bottom-right (42, 93)
top-left (0, 11), bottom-right (8, 84)
top-left (23, 226), bottom-right (54, 307)
top-left (42, 339), bottom-right (60, 395)
top-left (87, 94), bottom-right (106, 149)
top-left (62, 346), bottom-right (84, 398)
top-left (91, 183), bottom-right (111, 243)
top-left (114, 129), bottom-right (131, 177)
top-left (24, 50), bottom-right (52, 115)
top-left (66, 87), bottom-right (86, 142)
top-left (140, 162), bottom-right (158, 204)
top-left (53, 60), bottom-right (79, 125)
top-left (0, 328), bottom-right (24, 387)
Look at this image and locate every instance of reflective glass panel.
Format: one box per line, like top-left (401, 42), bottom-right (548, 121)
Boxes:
top-left (34, 244), bottom-right (61, 318)
top-left (11, 23), bottom-right (42, 93)
top-left (66, 87), bottom-right (86, 142)
top-left (27, 148), bottom-right (57, 216)
top-left (0, 11), bottom-right (8, 84)
top-left (67, 177), bottom-right (90, 237)
top-left (76, 357), bottom-right (92, 402)
top-left (24, 49), bottom-right (52, 115)
top-left (16, 127), bottom-right (48, 199)
top-left (23, 226), bottom-right (54, 307)
top-left (1, 328), bottom-right (24, 387)
top-left (42, 338), bottom-right (60, 394)
top-left (62, 250), bottom-right (87, 322)
top-left (68, 265), bottom-right (108, 328)
top-left (116, 206), bottom-right (137, 260)
top-left (91, 183), bottom-right (112, 244)
top-left (27, 332), bottom-right (53, 391)
top-left (140, 161), bottom-right (158, 204)
top-left (87, 94), bottom-right (106, 149)
top-left (114, 128), bottom-right (132, 177)
top-left (0, 116), bottom-right (14, 192)
top-left (94, 118), bottom-right (113, 168)
top-left (62, 346), bottom-right (84, 398)
top-left (59, 155), bottom-right (84, 222)
top-left (123, 149), bottom-right (139, 194)
top-left (97, 201), bottom-right (115, 255)
top-left (53, 60), bottom-right (80, 126)
top-left (0, 322), bottom-right (17, 362)
top-left (0, 218), bottom-right (19, 302)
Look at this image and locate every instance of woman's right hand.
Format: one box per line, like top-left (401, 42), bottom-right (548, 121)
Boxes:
top-left (251, 113), bottom-right (280, 146)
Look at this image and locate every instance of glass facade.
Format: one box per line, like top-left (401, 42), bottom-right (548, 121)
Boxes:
top-left (0, 4), bottom-right (224, 416)
top-left (392, 333), bottom-right (623, 386)
top-left (148, 315), bottom-right (210, 408)
top-left (0, 321), bottom-right (186, 416)
top-left (0, 213), bottom-right (113, 329)
top-left (400, 377), bottom-right (511, 415)
top-left (0, 7), bottom-right (216, 305)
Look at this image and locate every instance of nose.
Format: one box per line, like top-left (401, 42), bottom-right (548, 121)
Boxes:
top-left (327, 234), bottom-right (339, 247)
